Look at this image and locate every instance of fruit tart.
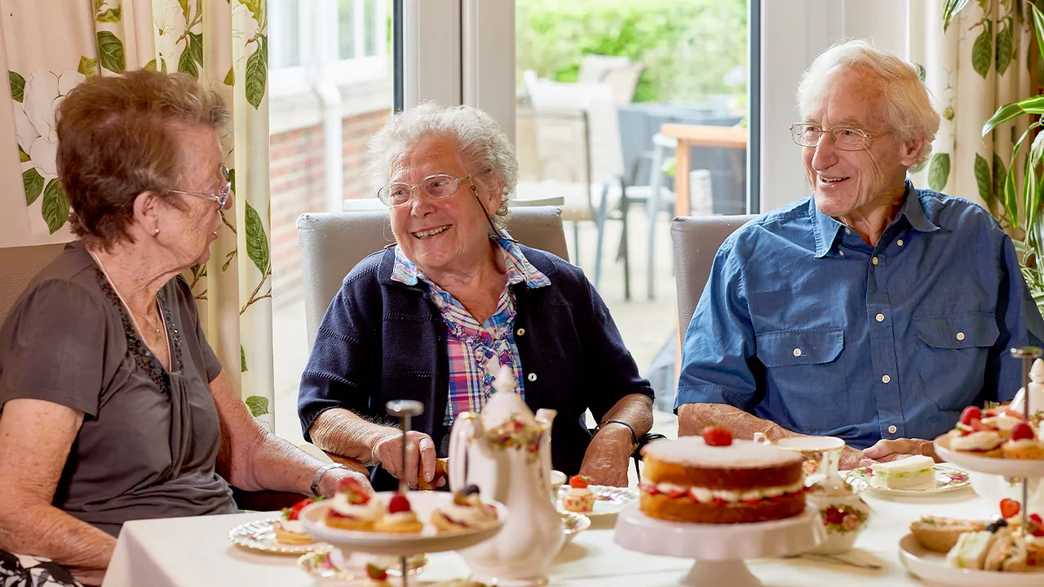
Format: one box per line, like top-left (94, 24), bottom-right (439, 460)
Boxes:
top-left (947, 406), bottom-right (1006, 457)
top-left (431, 484), bottom-right (498, 533)
top-left (1001, 422), bottom-right (1044, 459)
top-left (325, 477), bottom-right (383, 531)
top-left (275, 497), bottom-right (319, 544)
top-left (562, 475), bottom-right (595, 513)
top-left (373, 493), bottom-right (424, 534)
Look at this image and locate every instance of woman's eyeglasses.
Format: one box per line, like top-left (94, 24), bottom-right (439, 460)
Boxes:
top-left (167, 165), bottom-right (232, 209)
top-left (377, 173), bottom-right (471, 207)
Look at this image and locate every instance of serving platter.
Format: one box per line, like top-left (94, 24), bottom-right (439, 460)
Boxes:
top-left (934, 434), bottom-right (1044, 477)
top-left (898, 533), bottom-right (1044, 586)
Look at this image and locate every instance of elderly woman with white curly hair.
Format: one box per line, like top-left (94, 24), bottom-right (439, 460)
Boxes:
top-left (298, 104), bottom-right (654, 489)
top-left (677, 39), bottom-right (1044, 468)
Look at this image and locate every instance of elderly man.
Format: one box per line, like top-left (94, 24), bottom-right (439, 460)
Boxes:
top-left (676, 40), bottom-right (1044, 468)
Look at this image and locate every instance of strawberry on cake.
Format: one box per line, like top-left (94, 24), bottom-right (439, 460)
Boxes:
top-left (639, 427), bottom-right (806, 524)
top-left (431, 485), bottom-right (498, 532)
top-left (275, 497), bottom-right (318, 544)
top-left (373, 493), bottom-right (423, 534)
top-left (325, 477), bottom-right (383, 531)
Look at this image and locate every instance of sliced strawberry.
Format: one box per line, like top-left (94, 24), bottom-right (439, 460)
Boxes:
top-left (970, 418), bottom-right (992, 432)
top-left (824, 507), bottom-right (845, 525)
top-left (665, 486), bottom-right (688, 498)
top-left (284, 497), bottom-right (315, 521)
top-left (640, 481), bottom-right (659, 495)
top-left (959, 406), bottom-right (982, 425)
top-left (1011, 422), bottom-right (1036, 441)
top-left (702, 426), bottom-right (733, 447)
top-left (1000, 498), bottom-right (1021, 519)
top-left (388, 493), bottom-right (412, 513)
top-left (569, 475), bottom-right (590, 489)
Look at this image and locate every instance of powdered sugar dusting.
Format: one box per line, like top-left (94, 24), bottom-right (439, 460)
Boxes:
top-left (643, 437), bottom-right (803, 467)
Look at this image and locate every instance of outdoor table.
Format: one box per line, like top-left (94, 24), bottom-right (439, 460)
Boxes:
top-left (659, 123), bottom-right (747, 217)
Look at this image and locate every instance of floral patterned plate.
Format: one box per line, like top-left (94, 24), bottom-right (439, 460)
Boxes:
top-left (297, 550), bottom-right (427, 582)
top-left (228, 518), bottom-right (333, 555)
top-left (556, 485), bottom-right (638, 517)
top-left (844, 463), bottom-right (970, 497)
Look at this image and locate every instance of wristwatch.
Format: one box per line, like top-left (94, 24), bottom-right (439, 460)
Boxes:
top-left (310, 463), bottom-right (349, 497)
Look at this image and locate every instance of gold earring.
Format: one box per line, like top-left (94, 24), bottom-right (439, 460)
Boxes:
top-left (153, 228), bottom-right (160, 236)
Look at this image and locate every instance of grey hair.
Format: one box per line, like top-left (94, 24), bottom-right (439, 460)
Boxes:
top-left (367, 103), bottom-right (517, 229)
top-left (797, 39), bottom-right (940, 165)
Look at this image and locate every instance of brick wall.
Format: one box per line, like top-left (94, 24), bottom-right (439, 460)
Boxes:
top-left (269, 108), bottom-right (390, 309)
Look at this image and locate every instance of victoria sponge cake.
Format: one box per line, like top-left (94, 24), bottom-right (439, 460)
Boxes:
top-left (639, 432), bottom-right (806, 524)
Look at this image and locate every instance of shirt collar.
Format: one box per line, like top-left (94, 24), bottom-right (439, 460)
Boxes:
top-left (811, 180), bottom-right (939, 258)
top-left (391, 231), bottom-right (551, 289)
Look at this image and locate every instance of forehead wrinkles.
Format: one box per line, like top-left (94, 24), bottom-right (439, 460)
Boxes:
top-left (809, 67), bottom-right (887, 126)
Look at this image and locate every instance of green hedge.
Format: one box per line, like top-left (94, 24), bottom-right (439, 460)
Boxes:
top-left (517, 0), bottom-right (748, 103)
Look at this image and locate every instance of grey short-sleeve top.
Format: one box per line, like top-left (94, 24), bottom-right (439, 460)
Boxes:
top-left (0, 241), bottom-right (236, 536)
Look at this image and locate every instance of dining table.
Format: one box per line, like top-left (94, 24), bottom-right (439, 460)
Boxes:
top-left (101, 481), bottom-right (998, 586)
top-left (659, 123), bottom-right (747, 217)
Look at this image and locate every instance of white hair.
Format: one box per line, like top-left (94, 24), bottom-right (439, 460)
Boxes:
top-left (797, 39), bottom-right (940, 165)
top-left (367, 103), bottom-right (517, 227)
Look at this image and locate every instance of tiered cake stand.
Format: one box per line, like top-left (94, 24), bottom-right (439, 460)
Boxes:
top-left (613, 506), bottom-right (823, 587)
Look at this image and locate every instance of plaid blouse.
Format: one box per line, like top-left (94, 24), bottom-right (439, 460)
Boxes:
top-left (391, 234), bottom-right (551, 425)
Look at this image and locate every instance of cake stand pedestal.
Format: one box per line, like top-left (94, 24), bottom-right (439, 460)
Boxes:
top-left (613, 506), bottom-right (823, 587)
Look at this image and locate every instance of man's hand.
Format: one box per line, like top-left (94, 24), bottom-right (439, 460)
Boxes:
top-left (579, 426), bottom-right (633, 487)
top-left (318, 467), bottom-right (373, 497)
top-left (372, 430), bottom-right (442, 488)
top-left (859, 438), bottom-right (937, 467)
top-left (839, 445), bottom-right (866, 470)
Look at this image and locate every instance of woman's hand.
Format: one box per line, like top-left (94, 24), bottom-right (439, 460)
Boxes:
top-left (578, 426), bottom-right (633, 487)
top-left (372, 431), bottom-right (444, 488)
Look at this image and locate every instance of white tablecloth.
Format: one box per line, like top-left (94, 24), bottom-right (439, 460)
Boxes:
top-left (102, 488), bottom-right (993, 586)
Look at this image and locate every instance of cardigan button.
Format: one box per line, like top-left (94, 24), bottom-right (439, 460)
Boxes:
top-left (527, 373), bottom-right (537, 382)
top-left (516, 328), bottom-right (526, 336)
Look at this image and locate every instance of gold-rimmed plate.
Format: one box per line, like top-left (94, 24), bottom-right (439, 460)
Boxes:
top-left (229, 518), bottom-right (333, 555)
top-left (844, 463), bottom-right (970, 497)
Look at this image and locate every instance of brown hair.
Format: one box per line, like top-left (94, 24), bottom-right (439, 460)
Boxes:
top-left (56, 69), bottom-right (229, 249)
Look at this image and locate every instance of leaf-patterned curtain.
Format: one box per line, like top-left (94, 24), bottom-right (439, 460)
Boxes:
top-left (0, 0), bottom-right (275, 427)
top-left (908, 0), bottom-right (1031, 216)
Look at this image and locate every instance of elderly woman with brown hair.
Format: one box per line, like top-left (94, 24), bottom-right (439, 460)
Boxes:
top-left (299, 103), bottom-right (654, 491)
top-left (0, 70), bottom-right (369, 586)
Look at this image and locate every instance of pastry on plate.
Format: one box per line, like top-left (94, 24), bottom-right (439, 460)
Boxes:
top-left (431, 484), bottom-right (498, 532)
top-left (275, 497), bottom-right (318, 544)
top-left (373, 493), bottom-right (424, 534)
top-left (562, 475), bottom-right (596, 513)
top-left (1001, 422), bottom-right (1044, 459)
top-left (325, 477), bottom-right (383, 531)
top-left (909, 516), bottom-right (988, 553)
top-left (870, 455), bottom-right (935, 490)
top-left (946, 530), bottom-right (997, 569)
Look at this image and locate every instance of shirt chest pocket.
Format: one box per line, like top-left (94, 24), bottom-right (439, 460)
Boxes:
top-left (913, 312), bottom-right (998, 410)
top-left (754, 328), bottom-right (845, 434)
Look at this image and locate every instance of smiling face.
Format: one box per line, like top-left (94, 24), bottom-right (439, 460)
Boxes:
top-left (803, 66), bottom-right (920, 220)
top-left (159, 124), bottom-right (228, 267)
top-left (388, 134), bottom-right (503, 276)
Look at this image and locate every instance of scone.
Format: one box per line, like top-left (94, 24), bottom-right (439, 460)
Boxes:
top-left (431, 485), bottom-right (498, 532)
top-left (275, 497), bottom-right (317, 544)
top-left (909, 516), bottom-right (988, 553)
top-left (325, 477), bottom-right (383, 531)
top-left (373, 493), bottom-right (424, 534)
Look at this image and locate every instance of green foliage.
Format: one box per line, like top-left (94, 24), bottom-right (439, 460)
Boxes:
top-left (516, 0), bottom-right (747, 103)
top-left (41, 178), bottom-right (69, 234)
top-left (8, 70), bottom-right (24, 102)
top-left (96, 30), bottom-right (125, 72)
top-left (240, 345), bottom-right (248, 372)
top-left (928, 153), bottom-right (951, 191)
top-left (245, 395), bottom-right (268, 417)
top-left (22, 167), bottom-right (43, 205)
top-left (78, 56), bottom-right (98, 77)
top-left (245, 35), bottom-right (267, 109)
top-left (244, 200), bottom-right (270, 276)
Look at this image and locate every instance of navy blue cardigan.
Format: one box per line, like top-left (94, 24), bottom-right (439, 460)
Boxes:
top-left (298, 244), bottom-right (654, 477)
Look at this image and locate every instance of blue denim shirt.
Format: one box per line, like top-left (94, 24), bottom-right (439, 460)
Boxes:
top-left (677, 182), bottom-right (1044, 448)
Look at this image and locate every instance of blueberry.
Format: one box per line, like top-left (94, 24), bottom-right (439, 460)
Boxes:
top-left (986, 518), bottom-right (1008, 533)
top-left (462, 484), bottom-right (481, 496)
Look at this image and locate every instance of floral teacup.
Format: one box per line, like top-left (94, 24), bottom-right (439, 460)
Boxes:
top-left (806, 491), bottom-right (870, 554)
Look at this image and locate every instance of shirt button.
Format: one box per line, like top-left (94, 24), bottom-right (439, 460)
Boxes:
top-left (527, 373), bottom-right (537, 382)
top-left (516, 328), bottom-right (526, 336)
top-left (881, 374), bottom-right (892, 384)
top-left (792, 348), bottom-right (802, 357)
top-left (875, 313), bottom-right (885, 322)
top-left (896, 239), bottom-right (904, 247)
top-left (887, 425), bottom-right (898, 434)
top-left (838, 250), bottom-right (845, 256)
top-left (955, 331), bottom-right (966, 341)
top-left (871, 256), bottom-right (879, 266)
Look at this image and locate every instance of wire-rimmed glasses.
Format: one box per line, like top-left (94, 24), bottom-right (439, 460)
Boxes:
top-left (167, 165), bottom-right (232, 209)
top-left (377, 173), bottom-right (471, 207)
top-left (789, 123), bottom-right (880, 151)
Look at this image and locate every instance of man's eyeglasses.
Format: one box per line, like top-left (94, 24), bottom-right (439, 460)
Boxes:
top-left (377, 173), bottom-right (471, 207)
top-left (789, 123), bottom-right (882, 151)
top-left (167, 165), bottom-right (232, 209)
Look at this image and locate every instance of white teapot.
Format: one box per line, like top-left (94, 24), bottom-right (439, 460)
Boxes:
top-left (448, 365), bottom-right (564, 586)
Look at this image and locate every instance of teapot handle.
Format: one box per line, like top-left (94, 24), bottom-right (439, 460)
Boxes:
top-left (448, 412), bottom-right (480, 491)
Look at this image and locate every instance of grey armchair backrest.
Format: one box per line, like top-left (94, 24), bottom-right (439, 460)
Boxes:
top-left (0, 243), bottom-right (67, 323)
top-left (671, 215), bottom-right (756, 337)
top-left (297, 206), bottom-right (569, 344)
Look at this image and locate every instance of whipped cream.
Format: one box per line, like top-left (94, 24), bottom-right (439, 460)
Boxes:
top-left (566, 486), bottom-right (592, 498)
top-left (641, 480), bottom-right (805, 503)
top-left (436, 503), bottom-right (497, 528)
top-left (330, 493), bottom-right (382, 520)
top-left (950, 431), bottom-right (1003, 451)
top-left (279, 519), bottom-right (306, 534)
top-left (380, 511), bottom-right (418, 525)
top-left (981, 415), bottom-right (1023, 433)
top-left (1004, 438), bottom-right (1041, 450)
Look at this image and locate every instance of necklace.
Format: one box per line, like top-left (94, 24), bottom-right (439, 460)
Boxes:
top-left (88, 249), bottom-right (168, 340)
